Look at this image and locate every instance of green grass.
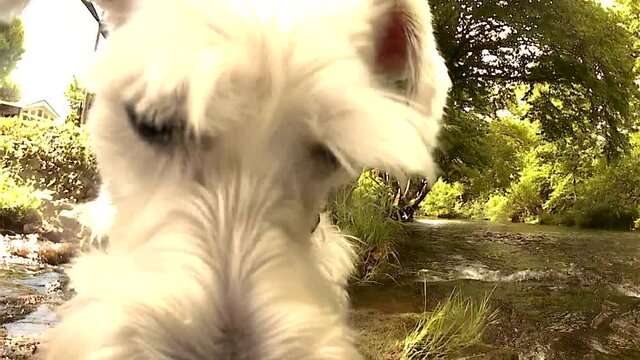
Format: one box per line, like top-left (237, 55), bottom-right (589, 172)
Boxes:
top-left (399, 288), bottom-right (498, 359)
top-left (332, 171), bottom-right (405, 283)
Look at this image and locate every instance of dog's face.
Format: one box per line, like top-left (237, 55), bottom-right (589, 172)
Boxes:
top-left (85, 0), bottom-right (450, 246)
top-left (45, 1), bottom-right (451, 358)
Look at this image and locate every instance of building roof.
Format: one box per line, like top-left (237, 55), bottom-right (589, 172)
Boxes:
top-left (9, 99), bottom-right (61, 118)
top-left (0, 100), bottom-right (22, 108)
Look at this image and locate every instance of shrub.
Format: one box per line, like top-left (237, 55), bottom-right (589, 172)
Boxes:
top-left (0, 172), bottom-right (42, 232)
top-left (484, 194), bottom-right (509, 222)
top-left (459, 199), bottom-right (486, 220)
top-left (420, 179), bottom-right (464, 218)
top-left (0, 117), bottom-right (98, 201)
top-left (399, 288), bottom-right (497, 360)
top-left (501, 149), bottom-right (554, 223)
top-left (332, 170), bottom-right (404, 283)
top-left (572, 202), bottom-right (637, 230)
top-left (568, 155), bottom-right (640, 230)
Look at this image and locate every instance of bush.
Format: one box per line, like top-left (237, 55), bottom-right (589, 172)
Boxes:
top-left (0, 117), bottom-right (98, 201)
top-left (575, 204), bottom-right (637, 230)
top-left (567, 154), bottom-right (640, 230)
top-left (501, 149), bottom-right (554, 223)
top-left (0, 172), bottom-right (42, 232)
top-left (332, 170), bottom-right (404, 283)
top-left (420, 179), bottom-right (464, 218)
top-left (459, 199), bottom-right (486, 220)
top-left (484, 194), bottom-right (509, 222)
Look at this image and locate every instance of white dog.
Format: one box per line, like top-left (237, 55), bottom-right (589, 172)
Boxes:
top-left (44, 0), bottom-right (450, 358)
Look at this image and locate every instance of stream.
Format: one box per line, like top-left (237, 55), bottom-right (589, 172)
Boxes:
top-left (1, 221), bottom-right (639, 358)
top-left (0, 234), bottom-right (71, 360)
top-left (351, 219), bottom-right (640, 359)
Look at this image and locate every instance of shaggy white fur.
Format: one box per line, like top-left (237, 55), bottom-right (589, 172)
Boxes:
top-left (44, 0), bottom-right (451, 358)
top-left (74, 184), bottom-right (115, 250)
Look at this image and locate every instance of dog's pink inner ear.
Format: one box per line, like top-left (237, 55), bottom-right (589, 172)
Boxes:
top-left (374, 6), bottom-right (409, 78)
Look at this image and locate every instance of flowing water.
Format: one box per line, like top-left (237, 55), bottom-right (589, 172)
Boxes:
top-left (1, 222), bottom-right (639, 359)
top-left (0, 234), bottom-right (71, 359)
top-left (350, 219), bottom-right (640, 359)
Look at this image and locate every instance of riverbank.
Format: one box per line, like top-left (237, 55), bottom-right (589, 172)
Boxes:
top-left (350, 219), bottom-right (640, 359)
top-left (2, 219), bottom-right (639, 359)
top-left (0, 233), bottom-right (74, 359)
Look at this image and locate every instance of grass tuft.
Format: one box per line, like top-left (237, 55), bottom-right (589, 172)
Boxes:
top-left (399, 287), bottom-right (498, 359)
top-left (332, 171), bottom-right (404, 283)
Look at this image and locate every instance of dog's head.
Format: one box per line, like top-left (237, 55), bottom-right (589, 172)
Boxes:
top-left (46, 1), bottom-right (451, 358)
top-left (86, 0), bottom-right (450, 245)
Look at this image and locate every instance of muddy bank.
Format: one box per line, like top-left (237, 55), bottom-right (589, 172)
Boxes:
top-left (350, 219), bottom-right (640, 359)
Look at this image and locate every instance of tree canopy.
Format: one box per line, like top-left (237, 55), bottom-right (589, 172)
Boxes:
top-left (386, 0), bottom-right (640, 220)
top-left (0, 19), bottom-right (25, 102)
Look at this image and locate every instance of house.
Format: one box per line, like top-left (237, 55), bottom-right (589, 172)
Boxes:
top-left (0, 100), bottom-right (60, 121)
top-left (0, 101), bottom-right (21, 117)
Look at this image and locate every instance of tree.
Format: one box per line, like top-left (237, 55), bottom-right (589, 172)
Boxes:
top-left (433, 0), bottom-right (637, 154)
top-left (386, 0), bottom-right (639, 221)
top-left (0, 78), bottom-right (20, 102)
top-left (382, 0), bottom-right (638, 219)
top-left (64, 76), bottom-right (87, 126)
top-left (0, 19), bottom-right (24, 101)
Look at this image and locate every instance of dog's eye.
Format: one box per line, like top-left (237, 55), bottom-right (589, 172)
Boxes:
top-left (125, 103), bottom-right (176, 144)
top-left (310, 144), bottom-right (340, 172)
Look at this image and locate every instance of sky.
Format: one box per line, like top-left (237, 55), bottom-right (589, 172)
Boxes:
top-left (11, 0), bottom-right (102, 119)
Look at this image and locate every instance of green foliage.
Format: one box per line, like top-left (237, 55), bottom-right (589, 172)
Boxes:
top-left (502, 149), bottom-right (554, 223)
top-left (420, 179), bottom-right (464, 218)
top-left (378, 0), bottom-right (639, 221)
top-left (332, 171), bottom-right (404, 282)
top-left (0, 19), bottom-right (24, 101)
top-left (0, 117), bottom-right (98, 202)
top-left (438, 115), bottom-right (539, 199)
top-left (432, 0), bottom-right (639, 159)
top-left (570, 155), bottom-right (640, 230)
top-left (484, 194), bottom-right (509, 222)
top-left (399, 288), bottom-right (497, 360)
top-left (65, 77), bottom-right (87, 126)
top-left (0, 172), bottom-right (42, 232)
top-left (0, 77), bottom-right (20, 102)
top-left (459, 199), bottom-right (486, 220)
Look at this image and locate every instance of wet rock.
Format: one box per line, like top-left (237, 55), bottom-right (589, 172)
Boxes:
top-left (608, 309), bottom-right (640, 350)
top-left (21, 210), bottom-right (42, 228)
top-left (549, 311), bottom-right (589, 333)
top-left (41, 229), bottom-right (64, 243)
top-left (22, 223), bottom-right (41, 235)
top-left (1, 335), bottom-right (40, 360)
top-left (475, 230), bottom-right (555, 246)
top-left (45, 280), bottom-right (62, 294)
top-left (57, 209), bottom-right (81, 234)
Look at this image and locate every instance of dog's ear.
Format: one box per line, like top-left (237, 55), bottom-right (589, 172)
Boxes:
top-left (336, 0), bottom-right (450, 180)
top-left (372, 0), bottom-right (451, 117)
top-left (92, 0), bottom-right (132, 29)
